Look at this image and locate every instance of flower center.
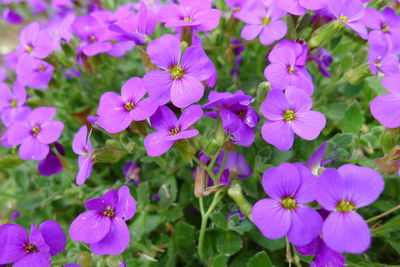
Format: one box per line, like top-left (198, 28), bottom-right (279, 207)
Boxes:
top-left (283, 109), bottom-right (296, 122)
top-left (169, 65), bottom-right (185, 80)
top-left (24, 243), bottom-right (39, 254)
top-left (288, 66), bottom-right (295, 74)
top-left (281, 197), bottom-right (297, 210)
top-left (124, 102), bottom-right (135, 111)
top-left (32, 125), bottom-right (41, 136)
top-left (10, 99), bottom-right (18, 107)
top-left (234, 6), bottom-right (240, 11)
top-left (261, 16), bottom-right (271, 25)
top-left (25, 45), bottom-right (34, 53)
top-left (336, 200), bottom-right (355, 212)
top-left (89, 35), bottom-right (97, 43)
top-left (102, 206), bottom-right (115, 218)
top-left (183, 17), bottom-right (192, 22)
top-left (168, 126), bottom-right (180, 135)
top-left (37, 65), bottom-right (47, 72)
top-left (381, 24), bottom-right (389, 33)
top-left (374, 60), bottom-right (382, 68)
top-left (236, 110), bottom-right (247, 119)
top-left (339, 15), bottom-right (349, 24)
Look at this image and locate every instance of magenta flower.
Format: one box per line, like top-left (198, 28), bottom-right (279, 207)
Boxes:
top-left (72, 126), bottom-right (94, 185)
top-left (2, 7), bottom-right (23, 25)
top-left (368, 47), bottom-right (399, 76)
top-left (0, 82), bottom-right (31, 127)
top-left (0, 221), bottom-right (66, 266)
top-left (72, 15), bottom-right (112, 56)
top-left (261, 88), bottom-right (326, 151)
top-left (143, 34), bottom-right (215, 108)
top-left (276, 0), bottom-right (327, 15)
top-left (17, 56), bottom-right (55, 90)
top-left (252, 163), bottom-right (322, 246)
top-left (309, 48), bottom-right (333, 78)
top-left (236, 2), bottom-right (287, 46)
top-left (159, 0), bottom-right (221, 31)
top-left (363, 7), bottom-right (400, 54)
top-left (16, 22), bottom-right (53, 59)
top-left (264, 41), bottom-right (314, 95)
top-left (7, 107), bottom-right (64, 160)
top-left (327, 0), bottom-right (367, 39)
top-left (38, 142), bottom-right (65, 176)
top-left (316, 165), bottom-right (384, 253)
top-left (97, 77), bottom-right (157, 133)
top-left (144, 105), bottom-right (203, 157)
top-left (69, 186), bottom-right (136, 255)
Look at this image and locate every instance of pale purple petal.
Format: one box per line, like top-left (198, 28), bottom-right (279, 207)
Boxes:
top-left (129, 98), bottom-right (158, 121)
top-left (262, 163), bottom-right (301, 200)
top-left (115, 185), bottom-right (136, 221)
top-left (14, 253), bottom-right (51, 267)
top-left (241, 24), bottom-right (263, 41)
top-left (147, 34), bottom-right (181, 70)
top-left (370, 93), bottom-right (400, 128)
top-left (5, 122), bottom-right (31, 145)
top-left (85, 189), bottom-right (118, 212)
top-left (316, 168), bottom-right (346, 211)
top-left (69, 210), bottom-right (111, 244)
top-left (144, 131), bottom-right (174, 157)
top-left (291, 111), bottom-right (326, 140)
top-left (285, 86), bottom-right (312, 112)
top-left (76, 157), bottom-right (93, 185)
top-left (261, 120), bottom-right (294, 151)
top-left (121, 77), bottom-right (146, 103)
top-left (261, 89), bottom-right (289, 120)
top-left (143, 70), bottom-right (172, 105)
top-left (38, 121), bottom-right (64, 144)
top-left (72, 126), bottom-right (88, 155)
top-left (294, 164), bottom-right (318, 203)
top-left (170, 75), bottom-right (204, 108)
top-left (150, 106), bottom-right (177, 131)
top-left (19, 137), bottom-right (50, 160)
top-left (177, 104), bottom-right (203, 130)
top-left (165, 129), bottom-right (199, 141)
top-left (259, 21), bottom-right (287, 46)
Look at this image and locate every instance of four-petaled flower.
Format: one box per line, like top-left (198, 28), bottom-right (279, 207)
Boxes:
top-left (72, 125), bottom-right (94, 185)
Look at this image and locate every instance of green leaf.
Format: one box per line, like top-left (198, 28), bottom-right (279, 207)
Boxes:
top-left (173, 221), bottom-right (196, 248)
top-left (341, 102), bottom-right (364, 133)
top-left (130, 213), bottom-right (164, 242)
top-left (211, 212), bottom-right (228, 229)
top-left (0, 154), bottom-right (24, 168)
top-left (371, 214), bottom-right (400, 236)
top-left (212, 254), bottom-right (228, 267)
top-left (246, 251), bottom-right (273, 267)
top-left (216, 230), bottom-right (243, 256)
top-left (137, 181), bottom-right (150, 207)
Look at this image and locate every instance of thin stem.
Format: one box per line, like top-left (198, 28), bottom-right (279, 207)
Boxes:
top-left (193, 156), bottom-right (218, 183)
top-left (286, 238), bottom-right (292, 267)
top-left (216, 151), bottom-right (228, 181)
top-left (199, 196), bottom-right (205, 217)
top-left (366, 204), bottom-right (400, 223)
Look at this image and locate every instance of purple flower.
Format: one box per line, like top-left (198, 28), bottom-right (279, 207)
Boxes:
top-left (123, 161), bottom-right (140, 186)
top-left (72, 125), bottom-right (94, 185)
top-left (203, 90), bottom-right (259, 147)
top-left (217, 152), bottom-right (252, 180)
top-left (144, 105), bottom-right (203, 157)
top-left (368, 47), bottom-right (399, 76)
top-left (261, 88), bottom-right (326, 151)
top-left (69, 186), bottom-right (136, 255)
top-left (7, 107), bottom-right (64, 160)
top-left (38, 143), bottom-right (65, 176)
top-left (16, 22), bottom-right (53, 59)
top-left (316, 165), bottom-right (384, 253)
top-left (363, 7), bottom-right (400, 54)
top-left (72, 15), bottom-right (112, 56)
top-left (2, 8), bottom-right (23, 25)
top-left (0, 221), bottom-right (66, 266)
top-left (276, 0), bottom-right (327, 15)
top-left (309, 48), bottom-right (333, 78)
top-left (305, 142), bottom-right (337, 176)
top-left (225, 0), bottom-right (248, 13)
top-left (47, 13), bottom-right (76, 50)
top-left (17, 56), bottom-right (55, 90)
top-left (265, 41), bottom-right (314, 95)
top-left (0, 67), bottom-right (7, 82)
top-left (0, 82), bottom-right (31, 127)
top-left (159, 0), bottom-right (221, 31)
top-left (143, 34), bottom-right (215, 108)
top-left (97, 77), bottom-right (157, 133)
top-left (29, 0), bottom-right (48, 15)
top-left (236, 2), bottom-right (287, 46)
top-left (252, 163), bottom-right (322, 246)
top-left (327, 0), bottom-right (367, 39)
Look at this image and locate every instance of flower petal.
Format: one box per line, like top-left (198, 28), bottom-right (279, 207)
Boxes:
top-left (262, 163), bottom-right (301, 200)
top-left (19, 137), bottom-right (49, 161)
top-left (38, 221), bottom-right (66, 256)
top-left (144, 131), bottom-right (174, 157)
top-left (294, 164), bottom-right (318, 203)
top-left (147, 34), bottom-right (181, 70)
top-left (150, 105), bottom-right (177, 131)
top-left (241, 24), bottom-right (263, 41)
top-left (316, 168), bottom-right (346, 211)
top-left (0, 224), bottom-right (28, 264)
top-left (76, 157), bottom-right (93, 186)
top-left (69, 210), bottom-right (111, 244)
top-left (261, 89), bottom-right (289, 121)
top-left (143, 70), bottom-right (172, 105)
top-left (121, 77), bottom-right (146, 103)
top-left (38, 121), bottom-right (64, 144)
top-left (72, 126), bottom-right (88, 155)
top-left (291, 111), bottom-right (326, 140)
top-left (261, 120), bottom-right (294, 151)
top-left (13, 253), bottom-right (51, 267)
top-left (170, 75), bottom-right (204, 108)
top-left (178, 104), bottom-right (203, 130)
top-left (370, 93), bottom-right (400, 128)
top-left (115, 186), bottom-right (136, 221)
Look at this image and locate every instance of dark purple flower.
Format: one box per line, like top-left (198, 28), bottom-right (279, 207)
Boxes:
top-left (309, 48), bottom-right (333, 78)
top-left (0, 82), bottom-right (31, 127)
top-left (2, 8), bottom-right (23, 25)
top-left (97, 77), bottom-right (157, 133)
top-left (316, 165), bottom-right (384, 253)
top-left (252, 163), bottom-right (322, 246)
top-left (216, 152), bottom-right (252, 180)
top-left (123, 161), bottom-right (140, 186)
top-left (69, 186), bottom-right (136, 255)
top-left (261, 88), bottom-right (326, 151)
top-left (144, 105), bottom-right (203, 157)
top-left (143, 34), bottom-right (215, 108)
top-left (10, 210), bottom-right (20, 221)
top-left (72, 125), bottom-right (94, 185)
top-left (7, 107), bottom-right (64, 160)
top-left (0, 221), bottom-right (66, 266)
top-left (159, 0), bottom-right (221, 31)
top-left (17, 56), bottom-right (55, 90)
top-left (16, 22), bottom-right (53, 59)
top-left (38, 143), bottom-right (65, 176)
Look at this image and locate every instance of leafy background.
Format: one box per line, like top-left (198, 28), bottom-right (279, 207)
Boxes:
top-left (0, 0), bottom-right (399, 266)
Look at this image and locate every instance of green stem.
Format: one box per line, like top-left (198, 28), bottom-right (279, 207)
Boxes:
top-left (198, 190), bottom-right (225, 261)
top-left (193, 156), bottom-right (218, 183)
top-left (366, 204), bottom-right (400, 223)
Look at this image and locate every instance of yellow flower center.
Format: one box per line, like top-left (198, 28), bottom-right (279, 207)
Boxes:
top-left (288, 66), bottom-right (295, 74)
top-left (375, 61), bottom-right (382, 68)
top-left (336, 200), bottom-right (355, 212)
top-left (25, 45), bottom-right (33, 53)
top-left (37, 65), bottom-right (47, 72)
top-left (283, 110), bottom-right (296, 122)
top-left (381, 24), bottom-right (389, 33)
top-left (102, 206), bottom-right (115, 218)
top-left (10, 99), bottom-right (18, 107)
top-left (24, 243), bottom-right (39, 254)
top-left (124, 102), bottom-right (135, 111)
top-left (261, 16), bottom-right (271, 25)
top-left (89, 35), bottom-right (97, 43)
top-left (339, 15), bottom-right (349, 24)
top-left (234, 6), bottom-right (240, 11)
top-left (184, 17), bottom-right (192, 22)
top-left (169, 65), bottom-right (185, 80)
top-left (32, 125), bottom-right (41, 136)
top-left (168, 126), bottom-right (180, 135)
top-left (281, 197), bottom-right (297, 210)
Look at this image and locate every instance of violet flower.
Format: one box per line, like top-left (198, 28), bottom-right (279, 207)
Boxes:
top-left (309, 48), bottom-right (333, 78)
top-left (38, 142), bottom-right (65, 176)
top-left (261, 88), bottom-right (326, 151)
top-left (2, 7), bottom-right (23, 25)
top-left (144, 105), bottom-right (203, 157)
top-left (159, 0), bottom-right (221, 32)
top-left (16, 22), bottom-right (53, 59)
top-left (368, 47), bottom-right (399, 77)
top-left (0, 221), bottom-right (66, 266)
top-left (362, 7), bottom-right (400, 54)
top-left (7, 107), bottom-right (64, 160)
top-left (0, 82), bottom-right (31, 127)
top-left (69, 186), bottom-right (136, 255)
top-left (252, 163), bottom-right (322, 246)
top-left (143, 34), bottom-right (215, 108)
top-left (216, 152), bottom-right (252, 180)
top-left (236, 1), bottom-right (287, 46)
top-left (17, 56), bottom-right (55, 90)
top-left (72, 125), bottom-right (94, 185)
top-left (327, 0), bottom-right (367, 39)
top-left (0, 67), bottom-right (7, 82)
top-left (97, 77), bottom-right (157, 133)
top-left (316, 165), bottom-right (384, 253)
top-left (203, 90), bottom-right (259, 147)
top-left (265, 40), bottom-right (314, 95)
top-left (276, 0), bottom-right (327, 16)
top-left (123, 161), bottom-right (140, 186)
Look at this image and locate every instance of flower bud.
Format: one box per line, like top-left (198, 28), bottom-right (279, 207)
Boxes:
top-left (256, 81), bottom-right (272, 105)
top-left (93, 146), bottom-right (128, 163)
top-left (227, 183), bottom-right (252, 219)
top-left (380, 131), bottom-right (396, 154)
top-left (309, 20), bottom-right (342, 48)
top-left (344, 62), bottom-right (370, 85)
top-left (204, 140), bottom-right (221, 157)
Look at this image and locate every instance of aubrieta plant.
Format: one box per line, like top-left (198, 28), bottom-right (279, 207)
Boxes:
top-left (0, 0), bottom-right (400, 266)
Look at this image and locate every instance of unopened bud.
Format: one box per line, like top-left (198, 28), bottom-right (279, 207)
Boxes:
top-left (257, 81), bottom-right (272, 104)
top-left (204, 140), bottom-right (220, 157)
top-left (93, 146), bottom-right (127, 163)
top-left (309, 20), bottom-right (342, 48)
top-left (227, 183), bottom-right (252, 219)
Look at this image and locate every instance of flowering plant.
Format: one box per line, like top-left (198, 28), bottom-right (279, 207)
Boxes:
top-left (0, 0), bottom-right (400, 266)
